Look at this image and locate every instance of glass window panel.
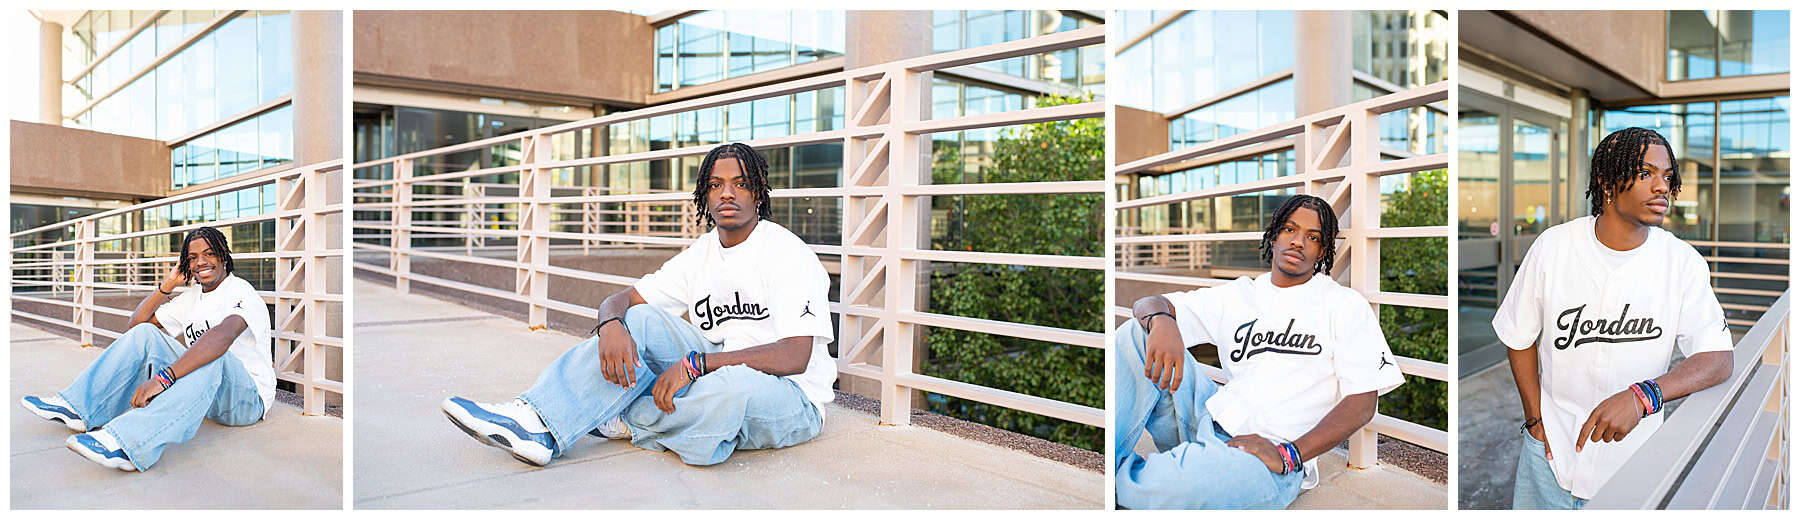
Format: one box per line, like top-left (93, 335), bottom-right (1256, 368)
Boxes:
top-left (1667, 10), bottom-right (1719, 81)
top-left (215, 14), bottom-right (258, 119)
top-left (259, 11), bottom-right (293, 102)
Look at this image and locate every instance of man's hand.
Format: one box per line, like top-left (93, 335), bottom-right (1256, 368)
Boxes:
top-left (131, 380), bottom-right (166, 408)
top-left (1226, 434), bottom-right (1285, 474)
top-left (1142, 315), bottom-right (1185, 392)
top-left (596, 321), bottom-right (638, 388)
top-left (1577, 390), bottom-right (1644, 451)
top-left (1527, 420), bottom-right (1552, 461)
top-left (651, 364), bottom-right (693, 413)
top-left (160, 266), bottom-right (187, 293)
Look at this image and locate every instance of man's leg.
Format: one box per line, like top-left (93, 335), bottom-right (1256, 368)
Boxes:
top-left (620, 364), bottom-right (821, 466)
top-left (517, 303), bottom-right (711, 457)
top-left (204, 355), bottom-right (266, 428)
top-left (1112, 320), bottom-right (1302, 509)
top-left (98, 350), bottom-right (235, 470)
top-left (55, 323), bottom-right (182, 430)
top-left (1513, 430), bottom-right (1582, 509)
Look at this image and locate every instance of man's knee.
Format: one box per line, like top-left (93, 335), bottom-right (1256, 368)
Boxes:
top-left (116, 323), bottom-right (166, 352)
top-left (623, 304), bottom-right (673, 340)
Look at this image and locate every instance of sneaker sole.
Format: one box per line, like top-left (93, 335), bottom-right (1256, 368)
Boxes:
top-left (65, 436), bottom-right (134, 471)
top-left (21, 397), bottom-right (87, 433)
top-left (440, 402), bottom-right (549, 467)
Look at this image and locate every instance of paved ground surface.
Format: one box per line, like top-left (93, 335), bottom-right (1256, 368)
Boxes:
top-left (352, 279), bottom-right (1102, 509)
top-left (10, 322), bottom-right (342, 509)
top-left (1128, 430), bottom-right (1447, 509)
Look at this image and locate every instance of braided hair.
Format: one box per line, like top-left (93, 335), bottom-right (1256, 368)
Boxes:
top-left (690, 143), bottom-right (774, 228)
top-left (1587, 127), bottom-right (1681, 217)
top-left (177, 226), bottom-right (235, 280)
top-left (1258, 194), bottom-right (1339, 275)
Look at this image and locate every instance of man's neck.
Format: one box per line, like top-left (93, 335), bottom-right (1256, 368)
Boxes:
top-left (1592, 212), bottom-right (1650, 251)
top-left (199, 276), bottom-right (225, 293)
top-left (1269, 270), bottom-right (1313, 288)
top-left (717, 219), bottom-right (758, 248)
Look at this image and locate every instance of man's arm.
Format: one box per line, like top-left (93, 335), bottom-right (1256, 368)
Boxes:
top-left (1132, 295), bottom-right (1187, 391)
top-left (650, 336), bottom-right (814, 413)
top-left (1577, 350), bottom-right (1731, 450)
top-left (127, 268), bottom-right (188, 330)
top-left (1226, 391), bottom-right (1377, 469)
top-left (131, 315), bottom-right (246, 407)
top-left (1507, 342), bottom-right (1553, 460)
top-left (595, 288), bottom-right (649, 387)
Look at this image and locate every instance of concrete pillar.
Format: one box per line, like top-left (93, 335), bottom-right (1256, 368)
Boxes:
top-left (292, 11), bottom-right (342, 164)
top-left (1293, 11), bottom-right (1353, 117)
top-left (842, 11), bottom-right (933, 406)
top-left (41, 20), bottom-right (63, 126)
top-left (1115, 105), bottom-right (1170, 165)
top-left (844, 11), bottom-right (933, 69)
top-left (1568, 88), bottom-right (1590, 222)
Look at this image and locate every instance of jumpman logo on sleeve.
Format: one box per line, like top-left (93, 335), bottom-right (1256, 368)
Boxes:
top-left (1377, 353), bottom-right (1394, 370)
top-left (800, 302), bottom-right (816, 318)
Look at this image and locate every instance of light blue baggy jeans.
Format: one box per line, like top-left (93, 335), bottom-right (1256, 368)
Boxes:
top-left (1113, 321), bottom-right (1305, 509)
top-left (518, 303), bottom-right (823, 466)
top-left (56, 322), bottom-right (265, 470)
top-left (1514, 429), bottom-right (1586, 509)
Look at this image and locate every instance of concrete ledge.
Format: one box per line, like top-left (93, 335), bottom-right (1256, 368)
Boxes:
top-left (10, 323), bottom-right (343, 509)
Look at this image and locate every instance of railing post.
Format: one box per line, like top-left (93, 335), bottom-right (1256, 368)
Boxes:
top-left (302, 165), bottom-right (328, 415)
top-left (1346, 102), bottom-right (1385, 469)
top-left (879, 65), bottom-right (930, 426)
top-left (518, 135), bottom-right (552, 330)
top-left (74, 220), bottom-right (95, 347)
top-left (392, 158), bottom-right (413, 293)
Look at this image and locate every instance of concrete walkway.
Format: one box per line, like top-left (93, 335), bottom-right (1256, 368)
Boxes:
top-left (10, 322), bottom-right (342, 509)
top-left (352, 278), bottom-right (1102, 509)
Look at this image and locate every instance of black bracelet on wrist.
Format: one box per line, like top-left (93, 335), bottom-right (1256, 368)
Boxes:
top-left (1138, 311), bottom-right (1175, 331)
top-left (591, 316), bottom-right (625, 336)
top-left (1520, 416), bottom-right (1541, 434)
top-left (158, 286), bottom-right (173, 295)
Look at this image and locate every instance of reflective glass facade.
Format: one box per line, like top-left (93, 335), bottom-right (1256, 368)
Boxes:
top-left (1668, 10), bottom-right (1789, 81)
top-left (654, 11), bottom-right (845, 92)
top-left (1115, 11), bottom-right (1294, 114)
top-left (931, 10), bottom-right (1106, 94)
top-left (64, 11), bottom-right (295, 189)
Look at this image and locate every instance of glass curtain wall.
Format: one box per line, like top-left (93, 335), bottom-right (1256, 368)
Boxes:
top-left (655, 11), bottom-right (846, 93)
top-left (1668, 10), bottom-right (1789, 81)
top-left (64, 10), bottom-right (296, 189)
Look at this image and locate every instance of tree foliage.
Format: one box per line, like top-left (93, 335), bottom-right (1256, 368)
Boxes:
top-left (1376, 168), bottom-right (1449, 431)
top-left (922, 95), bottom-right (1105, 451)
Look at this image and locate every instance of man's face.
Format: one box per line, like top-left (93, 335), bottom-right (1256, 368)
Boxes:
top-left (186, 237), bottom-right (225, 287)
top-left (705, 156), bottom-right (758, 231)
top-left (1606, 143), bottom-right (1674, 227)
top-left (1272, 206), bottom-right (1326, 278)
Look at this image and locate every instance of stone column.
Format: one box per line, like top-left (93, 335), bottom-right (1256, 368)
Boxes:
top-left (292, 11), bottom-right (343, 164)
top-left (1293, 11), bottom-right (1353, 117)
top-left (41, 20), bottom-right (64, 126)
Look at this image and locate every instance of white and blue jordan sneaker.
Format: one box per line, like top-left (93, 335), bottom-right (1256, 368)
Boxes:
top-left (586, 416), bottom-right (632, 440)
top-left (22, 395), bottom-right (88, 432)
top-left (67, 430), bottom-right (138, 471)
top-left (441, 397), bottom-right (555, 466)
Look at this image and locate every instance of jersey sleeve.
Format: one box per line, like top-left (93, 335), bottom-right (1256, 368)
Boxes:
top-left (634, 241), bottom-right (703, 317)
top-left (1674, 253), bottom-right (1733, 356)
top-left (153, 289), bottom-right (194, 338)
top-left (1331, 293), bottom-right (1406, 396)
top-left (768, 245), bottom-right (834, 345)
top-left (1492, 235), bottom-right (1548, 350)
top-left (221, 282), bottom-right (272, 346)
top-left (1161, 285), bottom-right (1224, 348)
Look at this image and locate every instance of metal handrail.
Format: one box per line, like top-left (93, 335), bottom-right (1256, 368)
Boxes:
top-left (351, 26), bottom-right (1107, 429)
top-left (9, 161), bottom-right (347, 415)
top-left (1114, 81), bottom-right (1452, 463)
top-left (1588, 290), bottom-right (1790, 509)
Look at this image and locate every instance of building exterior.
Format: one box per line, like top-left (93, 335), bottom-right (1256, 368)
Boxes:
top-left (1457, 10), bottom-right (1789, 373)
top-left (350, 10), bottom-right (1107, 440)
top-left (14, 9), bottom-right (343, 291)
top-left (1113, 10), bottom-right (1448, 274)
top-left (10, 9), bottom-right (344, 411)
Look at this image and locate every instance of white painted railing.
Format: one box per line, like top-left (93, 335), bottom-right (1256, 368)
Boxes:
top-left (9, 161), bottom-right (346, 415)
top-left (350, 26), bottom-right (1107, 429)
top-left (1114, 81), bottom-right (1452, 465)
top-left (1589, 290), bottom-right (1789, 510)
